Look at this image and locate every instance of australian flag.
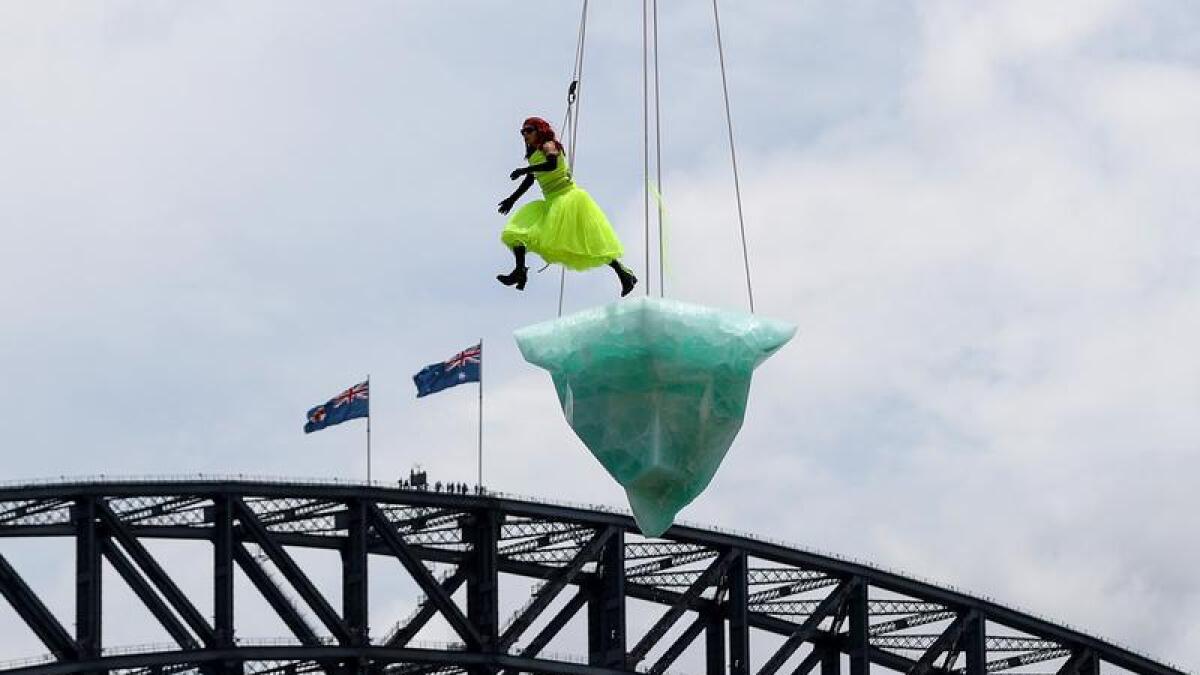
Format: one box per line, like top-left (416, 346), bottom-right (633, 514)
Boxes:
top-left (304, 380), bottom-right (369, 434)
top-left (414, 344), bottom-right (481, 398)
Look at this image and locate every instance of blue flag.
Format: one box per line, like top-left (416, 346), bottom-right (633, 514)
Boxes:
top-left (304, 380), bottom-right (369, 433)
top-left (414, 344), bottom-right (481, 398)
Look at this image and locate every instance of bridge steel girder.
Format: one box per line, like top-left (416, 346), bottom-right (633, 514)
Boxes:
top-left (0, 553), bottom-right (78, 660)
top-left (729, 548), bottom-right (751, 675)
top-left (848, 575), bottom-right (870, 675)
top-left (464, 506), bottom-right (500, 675)
top-left (97, 499), bottom-right (216, 646)
top-left (341, 498), bottom-right (370, 674)
top-left (499, 525), bottom-right (615, 653)
top-left (589, 526), bottom-right (626, 669)
top-left (71, 498), bottom-right (102, 661)
top-left (232, 497), bottom-right (353, 643)
top-left (513, 587), bottom-right (588, 663)
top-left (383, 568), bottom-right (469, 648)
top-left (0, 480), bottom-right (1184, 675)
top-left (100, 539), bottom-right (199, 650)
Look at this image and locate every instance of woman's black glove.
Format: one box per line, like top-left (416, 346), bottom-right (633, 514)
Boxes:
top-left (500, 174), bottom-right (535, 213)
top-left (512, 154), bottom-right (557, 179)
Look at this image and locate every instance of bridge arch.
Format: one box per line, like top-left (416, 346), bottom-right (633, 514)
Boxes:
top-left (0, 479), bottom-right (1181, 675)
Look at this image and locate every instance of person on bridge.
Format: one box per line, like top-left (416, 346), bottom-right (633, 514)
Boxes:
top-left (497, 117), bottom-right (637, 296)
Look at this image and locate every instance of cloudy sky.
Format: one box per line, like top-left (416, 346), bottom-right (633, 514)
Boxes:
top-left (1, 0), bottom-right (1198, 669)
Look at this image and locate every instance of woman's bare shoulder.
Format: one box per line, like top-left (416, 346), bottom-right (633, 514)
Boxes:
top-left (541, 141), bottom-right (560, 156)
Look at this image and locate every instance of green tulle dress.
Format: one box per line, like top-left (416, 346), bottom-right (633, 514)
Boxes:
top-left (501, 150), bottom-right (624, 271)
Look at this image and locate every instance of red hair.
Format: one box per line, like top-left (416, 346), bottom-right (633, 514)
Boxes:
top-left (523, 117), bottom-right (564, 152)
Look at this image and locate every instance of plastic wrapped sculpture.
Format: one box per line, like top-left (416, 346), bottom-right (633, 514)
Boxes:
top-left (515, 297), bottom-right (795, 536)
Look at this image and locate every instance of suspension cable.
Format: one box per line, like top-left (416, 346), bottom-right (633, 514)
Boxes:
top-left (711, 0), bottom-right (756, 313)
top-left (642, 0), bottom-right (651, 297)
top-left (652, 0), bottom-right (664, 298)
top-left (557, 0), bottom-right (589, 318)
top-left (564, 1), bottom-right (588, 167)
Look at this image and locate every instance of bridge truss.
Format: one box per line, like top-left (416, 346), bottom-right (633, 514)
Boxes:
top-left (0, 480), bottom-right (1183, 675)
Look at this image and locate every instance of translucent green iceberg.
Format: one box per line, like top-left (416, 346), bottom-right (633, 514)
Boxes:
top-left (514, 297), bottom-right (796, 536)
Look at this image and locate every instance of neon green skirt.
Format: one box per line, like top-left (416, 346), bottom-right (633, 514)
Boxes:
top-left (501, 186), bottom-right (624, 272)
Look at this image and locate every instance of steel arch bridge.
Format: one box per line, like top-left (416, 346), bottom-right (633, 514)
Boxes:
top-left (0, 479), bottom-right (1182, 675)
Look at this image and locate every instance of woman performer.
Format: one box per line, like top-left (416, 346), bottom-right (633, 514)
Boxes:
top-left (497, 117), bottom-right (637, 296)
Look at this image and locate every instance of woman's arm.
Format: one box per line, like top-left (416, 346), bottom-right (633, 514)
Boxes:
top-left (499, 174), bottom-right (536, 214)
top-left (509, 142), bottom-right (560, 179)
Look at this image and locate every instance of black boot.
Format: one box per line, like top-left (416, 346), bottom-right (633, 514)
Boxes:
top-left (496, 266), bottom-right (528, 290)
top-left (610, 261), bottom-right (638, 297)
top-left (498, 246), bottom-right (529, 290)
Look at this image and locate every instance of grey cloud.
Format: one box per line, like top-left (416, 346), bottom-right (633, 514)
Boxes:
top-left (0, 0), bottom-right (1196, 668)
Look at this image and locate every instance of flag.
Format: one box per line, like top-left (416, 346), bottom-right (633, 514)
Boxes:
top-left (304, 380), bottom-right (369, 433)
top-left (414, 344), bottom-right (481, 398)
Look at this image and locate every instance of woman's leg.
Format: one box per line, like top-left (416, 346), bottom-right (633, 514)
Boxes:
top-left (497, 245), bottom-right (529, 289)
top-left (609, 260), bottom-right (638, 297)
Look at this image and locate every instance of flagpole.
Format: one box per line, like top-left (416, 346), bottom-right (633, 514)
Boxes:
top-left (477, 339), bottom-right (483, 493)
top-left (366, 375), bottom-right (372, 484)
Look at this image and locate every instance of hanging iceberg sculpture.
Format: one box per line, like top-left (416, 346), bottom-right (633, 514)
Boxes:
top-left (514, 297), bottom-right (796, 536)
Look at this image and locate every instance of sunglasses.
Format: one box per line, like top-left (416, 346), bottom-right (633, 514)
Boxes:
top-left (520, 127), bottom-right (536, 135)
